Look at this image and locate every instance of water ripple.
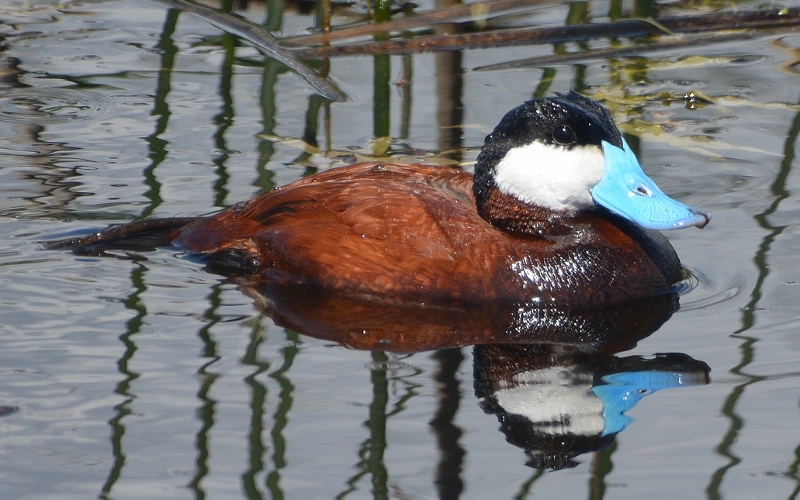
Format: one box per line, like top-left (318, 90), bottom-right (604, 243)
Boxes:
top-left (679, 266), bottom-right (741, 311)
top-left (0, 87), bottom-right (113, 124)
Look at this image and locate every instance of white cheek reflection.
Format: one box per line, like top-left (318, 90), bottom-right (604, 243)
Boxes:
top-left (494, 366), bottom-right (605, 436)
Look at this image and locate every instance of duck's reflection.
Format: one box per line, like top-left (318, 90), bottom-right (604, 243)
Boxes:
top-left (236, 281), bottom-right (680, 353)
top-left (236, 279), bottom-right (710, 469)
top-left (474, 345), bottom-right (709, 470)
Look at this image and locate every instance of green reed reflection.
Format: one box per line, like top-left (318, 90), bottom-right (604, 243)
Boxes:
top-left (100, 262), bottom-right (148, 498)
top-left (705, 96), bottom-right (800, 500)
top-left (187, 283), bottom-right (226, 497)
top-left (371, 0), bottom-right (392, 153)
top-left (589, 441), bottom-right (616, 500)
top-left (95, 9), bottom-right (241, 484)
top-left (211, 29), bottom-right (236, 208)
top-left (338, 351), bottom-right (389, 499)
top-left (141, 8), bottom-right (180, 219)
top-left (264, 0), bottom-right (285, 32)
top-left (254, 57), bottom-right (282, 193)
top-left (787, 439), bottom-right (800, 498)
top-left (532, 68), bottom-right (556, 99)
top-left (265, 331), bottom-right (299, 500)
top-left (512, 468), bottom-right (545, 499)
top-left (367, 352), bottom-right (389, 498)
top-left (294, 94), bottom-right (328, 177)
top-left (241, 318), bottom-right (270, 499)
top-left (430, 349), bottom-right (465, 500)
top-left (373, 53), bottom-right (391, 152)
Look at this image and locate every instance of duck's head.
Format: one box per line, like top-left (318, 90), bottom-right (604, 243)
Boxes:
top-left (473, 91), bottom-right (710, 231)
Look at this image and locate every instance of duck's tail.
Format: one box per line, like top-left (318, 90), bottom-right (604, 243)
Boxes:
top-left (44, 217), bottom-right (200, 255)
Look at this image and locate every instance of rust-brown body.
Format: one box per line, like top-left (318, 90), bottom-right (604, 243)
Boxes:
top-left (167, 162), bottom-right (680, 306)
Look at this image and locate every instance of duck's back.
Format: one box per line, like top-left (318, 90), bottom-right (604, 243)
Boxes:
top-left (175, 162), bottom-right (681, 305)
top-left (177, 163), bottom-right (500, 299)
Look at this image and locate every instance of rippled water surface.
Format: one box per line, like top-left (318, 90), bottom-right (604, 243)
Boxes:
top-left (2, 0), bottom-right (800, 498)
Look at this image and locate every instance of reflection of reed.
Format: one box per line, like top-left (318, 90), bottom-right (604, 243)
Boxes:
top-left (98, 21), bottom-right (184, 493)
top-left (104, 8), bottom-right (225, 497)
top-left (337, 352), bottom-right (427, 498)
top-left (265, 333), bottom-right (299, 498)
top-left (705, 95), bottom-right (800, 498)
top-left (433, 0), bottom-right (464, 162)
top-left (254, 58), bottom-right (281, 192)
top-left (187, 283), bottom-right (225, 496)
top-left (140, 9), bottom-right (180, 219)
top-left (366, 351), bottom-right (389, 497)
top-left (430, 348), bottom-right (465, 499)
top-left (101, 263), bottom-right (147, 498)
top-left (211, 30), bottom-right (236, 207)
top-left (152, 0), bottom-right (347, 101)
top-left (373, 53), bottom-right (391, 150)
top-left (240, 319), bottom-right (269, 498)
top-left (336, 351), bottom-right (390, 498)
top-left (589, 439), bottom-right (615, 498)
top-left (371, 0), bottom-right (392, 153)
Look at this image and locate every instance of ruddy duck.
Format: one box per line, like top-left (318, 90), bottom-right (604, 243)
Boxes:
top-left (50, 92), bottom-right (709, 307)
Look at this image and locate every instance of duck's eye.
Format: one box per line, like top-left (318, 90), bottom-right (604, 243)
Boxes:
top-left (553, 125), bottom-right (576, 145)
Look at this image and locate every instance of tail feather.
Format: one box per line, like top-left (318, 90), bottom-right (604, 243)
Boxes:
top-left (44, 217), bottom-right (199, 255)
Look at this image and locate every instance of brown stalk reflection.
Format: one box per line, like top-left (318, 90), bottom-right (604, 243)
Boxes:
top-left (433, 0), bottom-right (464, 162)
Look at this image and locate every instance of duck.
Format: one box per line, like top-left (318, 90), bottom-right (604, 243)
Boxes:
top-left (49, 91), bottom-right (709, 308)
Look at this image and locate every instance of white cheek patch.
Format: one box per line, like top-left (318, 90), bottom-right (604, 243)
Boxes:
top-left (493, 142), bottom-right (605, 211)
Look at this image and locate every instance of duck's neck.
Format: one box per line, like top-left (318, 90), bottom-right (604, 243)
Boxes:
top-left (477, 186), bottom-right (575, 237)
top-left (472, 146), bottom-right (579, 237)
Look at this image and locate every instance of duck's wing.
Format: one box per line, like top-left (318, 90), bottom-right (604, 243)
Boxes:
top-left (174, 162), bottom-right (513, 299)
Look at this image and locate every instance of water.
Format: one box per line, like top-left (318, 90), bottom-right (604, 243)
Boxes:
top-left (1, 0), bottom-right (800, 498)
